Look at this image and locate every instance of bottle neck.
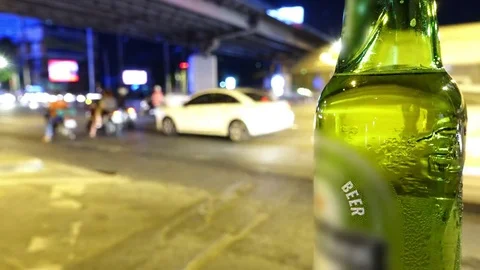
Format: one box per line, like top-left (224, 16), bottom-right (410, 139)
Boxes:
top-left (336, 0), bottom-right (443, 74)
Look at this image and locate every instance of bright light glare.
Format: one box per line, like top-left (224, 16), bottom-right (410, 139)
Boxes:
top-left (219, 81), bottom-right (226, 88)
top-left (48, 95), bottom-right (58, 102)
top-left (0, 93), bottom-right (16, 111)
top-left (127, 107), bottom-right (137, 120)
top-left (332, 39), bottom-right (342, 53)
top-left (320, 52), bottom-right (337, 66)
top-left (0, 93), bottom-right (16, 104)
top-left (464, 167), bottom-right (480, 177)
top-left (64, 93), bottom-right (75, 103)
top-left (86, 93), bottom-right (102, 100)
top-left (29, 102), bottom-right (39, 110)
top-left (0, 56), bottom-right (8, 69)
top-left (271, 74), bottom-right (285, 97)
top-left (64, 119), bottom-right (77, 129)
top-left (112, 110), bottom-right (123, 124)
top-left (48, 60), bottom-right (79, 82)
top-left (225, 77), bottom-right (237, 90)
top-left (0, 103), bottom-right (15, 110)
top-left (467, 138), bottom-right (480, 157)
top-left (267, 6), bottom-right (304, 25)
top-left (297, 87), bottom-right (313, 97)
top-left (76, 94), bottom-right (86, 103)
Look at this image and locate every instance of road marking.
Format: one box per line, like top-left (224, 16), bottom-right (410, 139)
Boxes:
top-left (68, 221), bottom-right (83, 246)
top-left (50, 199), bottom-right (82, 210)
top-left (50, 184), bottom-right (85, 200)
top-left (27, 236), bottom-right (50, 253)
top-left (26, 264), bottom-right (63, 270)
top-left (182, 213), bottom-right (269, 270)
top-left (160, 181), bottom-right (253, 241)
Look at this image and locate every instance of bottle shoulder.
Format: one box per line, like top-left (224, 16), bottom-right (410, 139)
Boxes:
top-left (317, 72), bottom-right (465, 114)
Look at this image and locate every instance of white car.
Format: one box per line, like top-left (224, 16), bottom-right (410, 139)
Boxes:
top-left (154, 89), bottom-right (295, 141)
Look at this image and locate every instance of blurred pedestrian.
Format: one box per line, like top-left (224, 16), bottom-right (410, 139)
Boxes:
top-left (89, 89), bottom-right (118, 138)
top-left (43, 92), bottom-right (69, 143)
top-left (151, 85), bottom-right (164, 109)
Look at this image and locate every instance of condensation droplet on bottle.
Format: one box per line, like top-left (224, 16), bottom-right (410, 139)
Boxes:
top-left (410, 18), bottom-right (417, 27)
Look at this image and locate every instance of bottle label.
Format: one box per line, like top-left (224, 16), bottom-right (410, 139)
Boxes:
top-left (315, 220), bottom-right (387, 270)
top-left (314, 135), bottom-right (400, 270)
top-left (314, 177), bottom-right (388, 270)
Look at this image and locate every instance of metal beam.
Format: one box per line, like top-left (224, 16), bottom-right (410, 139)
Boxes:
top-left (156, 0), bottom-right (315, 51)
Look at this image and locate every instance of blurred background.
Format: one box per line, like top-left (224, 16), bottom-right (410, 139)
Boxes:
top-left (0, 0), bottom-right (479, 269)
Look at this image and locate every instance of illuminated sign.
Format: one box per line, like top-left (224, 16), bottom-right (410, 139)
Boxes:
top-left (266, 6), bottom-right (304, 25)
top-left (122, 70), bottom-right (148, 85)
top-left (179, 62), bottom-right (189, 69)
top-left (48, 60), bottom-right (79, 82)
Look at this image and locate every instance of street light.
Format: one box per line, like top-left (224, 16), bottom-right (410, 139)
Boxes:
top-left (225, 77), bottom-right (237, 90)
top-left (0, 56), bottom-right (8, 69)
top-left (271, 74), bottom-right (285, 97)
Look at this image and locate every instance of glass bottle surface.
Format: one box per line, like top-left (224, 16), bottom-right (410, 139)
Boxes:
top-left (314, 1), bottom-right (467, 270)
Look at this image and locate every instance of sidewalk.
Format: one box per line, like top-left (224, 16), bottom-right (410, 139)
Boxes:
top-left (0, 154), bottom-right (312, 270)
top-left (2, 153), bottom-right (478, 270)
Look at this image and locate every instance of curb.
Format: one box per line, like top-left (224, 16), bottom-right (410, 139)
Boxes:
top-left (0, 158), bottom-right (44, 175)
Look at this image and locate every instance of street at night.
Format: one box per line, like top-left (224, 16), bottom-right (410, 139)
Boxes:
top-left (0, 105), bottom-right (479, 270)
top-left (0, 0), bottom-right (479, 268)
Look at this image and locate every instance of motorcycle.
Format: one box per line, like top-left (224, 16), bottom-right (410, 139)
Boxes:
top-left (51, 117), bottom-right (77, 141)
top-left (87, 109), bottom-right (126, 137)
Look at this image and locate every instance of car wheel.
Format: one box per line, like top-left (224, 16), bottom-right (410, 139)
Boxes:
top-left (228, 120), bottom-right (249, 142)
top-left (162, 117), bottom-right (177, 136)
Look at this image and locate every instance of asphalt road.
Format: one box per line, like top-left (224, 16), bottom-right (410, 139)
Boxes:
top-left (0, 104), bottom-right (480, 269)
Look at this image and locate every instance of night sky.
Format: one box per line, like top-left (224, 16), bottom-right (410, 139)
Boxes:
top-left (265, 0), bottom-right (480, 38)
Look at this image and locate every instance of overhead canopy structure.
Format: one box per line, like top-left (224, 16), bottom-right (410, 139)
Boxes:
top-left (293, 22), bottom-right (480, 74)
top-left (0, 0), bottom-right (328, 59)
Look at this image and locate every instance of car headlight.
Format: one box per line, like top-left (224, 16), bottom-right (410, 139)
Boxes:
top-left (64, 119), bottom-right (77, 129)
top-left (127, 107), bottom-right (137, 120)
top-left (111, 111), bottom-right (123, 124)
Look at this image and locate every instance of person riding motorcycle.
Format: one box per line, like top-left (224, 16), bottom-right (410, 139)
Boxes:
top-left (43, 94), bottom-right (70, 143)
top-left (89, 89), bottom-right (118, 138)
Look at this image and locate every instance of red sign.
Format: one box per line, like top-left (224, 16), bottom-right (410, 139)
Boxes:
top-left (48, 60), bottom-right (79, 82)
top-left (179, 62), bottom-right (189, 69)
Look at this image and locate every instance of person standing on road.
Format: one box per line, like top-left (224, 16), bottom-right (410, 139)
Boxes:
top-left (89, 89), bottom-right (118, 138)
top-left (151, 85), bottom-right (164, 109)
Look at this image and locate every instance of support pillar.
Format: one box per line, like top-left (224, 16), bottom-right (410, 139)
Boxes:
top-left (103, 49), bottom-right (111, 88)
top-left (163, 42), bottom-right (171, 93)
top-left (187, 54), bottom-right (218, 94)
top-left (117, 35), bottom-right (124, 86)
top-left (86, 28), bottom-right (95, 93)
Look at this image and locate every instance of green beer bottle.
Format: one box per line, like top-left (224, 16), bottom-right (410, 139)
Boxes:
top-left (314, 0), bottom-right (467, 269)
